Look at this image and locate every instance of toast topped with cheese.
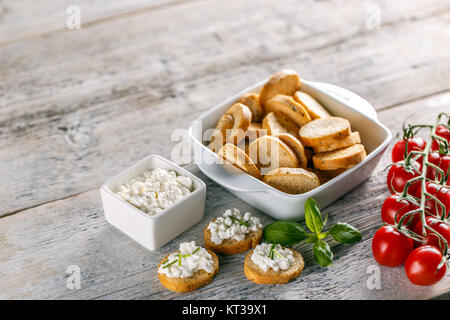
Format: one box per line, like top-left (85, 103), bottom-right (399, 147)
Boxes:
top-left (244, 243), bottom-right (304, 284)
top-left (204, 208), bottom-right (262, 255)
top-left (158, 241), bottom-right (219, 292)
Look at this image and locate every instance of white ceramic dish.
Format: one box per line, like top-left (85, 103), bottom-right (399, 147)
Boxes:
top-left (188, 78), bottom-right (392, 220)
top-left (100, 154), bottom-right (206, 251)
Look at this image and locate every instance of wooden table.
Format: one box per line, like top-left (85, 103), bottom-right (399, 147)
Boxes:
top-left (1, 0), bottom-right (450, 300)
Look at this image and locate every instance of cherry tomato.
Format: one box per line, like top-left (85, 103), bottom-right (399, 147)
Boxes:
top-left (426, 152), bottom-right (442, 181)
top-left (413, 217), bottom-right (450, 251)
top-left (404, 245), bottom-right (447, 286)
top-left (439, 155), bottom-right (450, 186)
top-left (425, 183), bottom-right (450, 218)
top-left (431, 125), bottom-right (450, 152)
top-left (392, 137), bottom-right (426, 163)
top-left (381, 195), bottom-right (419, 228)
top-left (412, 182), bottom-right (450, 218)
top-left (372, 225), bottom-right (414, 267)
top-left (387, 162), bottom-right (422, 195)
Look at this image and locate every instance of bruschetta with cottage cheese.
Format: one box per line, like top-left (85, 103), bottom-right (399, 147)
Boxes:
top-left (204, 208), bottom-right (263, 255)
top-left (158, 241), bottom-right (219, 293)
top-left (244, 243), bottom-right (304, 284)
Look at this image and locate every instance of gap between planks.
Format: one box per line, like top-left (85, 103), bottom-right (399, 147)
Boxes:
top-left (0, 0), bottom-right (205, 48)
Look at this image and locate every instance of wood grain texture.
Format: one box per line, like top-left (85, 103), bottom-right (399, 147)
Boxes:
top-left (0, 0), bottom-right (200, 45)
top-left (1, 0), bottom-right (450, 216)
top-left (1, 91), bottom-right (449, 300)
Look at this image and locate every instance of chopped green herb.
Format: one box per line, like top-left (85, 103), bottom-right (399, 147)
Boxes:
top-left (273, 249), bottom-right (284, 259)
top-left (162, 260), bottom-right (178, 269)
top-left (192, 247), bottom-right (200, 255)
top-left (229, 216), bottom-right (250, 227)
top-left (269, 243), bottom-right (276, 260)
top-left (178, 253), bottom-right (182, 266)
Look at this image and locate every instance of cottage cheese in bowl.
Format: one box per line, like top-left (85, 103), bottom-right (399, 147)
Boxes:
top-left (115, 168), bottom-right (193, 216)
top-left (158, 241), bottom-right (214, 278)
top-left (207, 208), bottom-right (262, 245)
top-left (251, 243), bottom-right (295, 272)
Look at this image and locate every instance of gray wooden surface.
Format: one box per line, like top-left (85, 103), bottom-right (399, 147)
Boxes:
top-left (1, 0), bottom-right (450, 300)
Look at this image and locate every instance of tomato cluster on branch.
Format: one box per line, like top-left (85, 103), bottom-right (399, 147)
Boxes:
top-left (372, 113), bottom-right (450, 286)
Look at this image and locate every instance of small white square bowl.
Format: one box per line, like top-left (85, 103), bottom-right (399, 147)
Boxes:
top-left (100, 154), bottom-right (206, 251)
top-left (188, 78), bottom-right (392, 221)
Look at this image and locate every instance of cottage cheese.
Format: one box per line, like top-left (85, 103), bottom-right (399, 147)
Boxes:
top-left (251, 243), bottom-right (295, 272)
top-left (115, 168), bottom-right (193, 216)
top-left (158, 241), bottom-right (214, 278)
top-left (207, 208), bottom-right (262, 245)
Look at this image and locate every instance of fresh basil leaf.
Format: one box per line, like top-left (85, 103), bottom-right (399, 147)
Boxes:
top-left (304, 197), bottom-right (323, 234)
top-left (318, 232), bottom-right (328, 240)
top-left (313, 240), bottom-right (333, 267)
top-left (322, 212), bottom-right (328, 227)
top-left (305, 234), bottom-right (317, 244)
top-left (263, 221), bottom-right (307, 246)
top-left (329, 222), bottom-right (362, 244)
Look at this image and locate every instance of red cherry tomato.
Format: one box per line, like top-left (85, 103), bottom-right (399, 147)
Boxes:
top-left (431, 125), bottom-right (450, 152)
top-left (387, 163), bottom-right (422, 195)
top-left (412, 182), bottom-right (450, 218)
top-left (404, 245), bottom-right (447, 286)
top-left (439, 155), bottom-right (450, 186)
top-left (392, 137), bottom-right (426, 163)
top-left (381, 195), bottom-right (419, 228)
top-left (425, 183), bottom-right (450, 218)
top-left (426, 152), bottom-right (443, 181)
top-left (413, 217), bottom-right (450, 251)
top-left (372, 226), bottom-right (414, 267)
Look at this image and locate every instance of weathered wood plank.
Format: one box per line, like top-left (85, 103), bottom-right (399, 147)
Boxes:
top-left (1, 0), bottom-right (450, 216)
top-left (0, 0), bottom-right (197, 45)
top-left (1, 92), bottom-right (449, 299)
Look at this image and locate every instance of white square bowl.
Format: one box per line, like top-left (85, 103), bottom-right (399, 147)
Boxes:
top-left (188, 79), bottom-right (392, 221)
top-left (100, 154), bottom-right (206, 251)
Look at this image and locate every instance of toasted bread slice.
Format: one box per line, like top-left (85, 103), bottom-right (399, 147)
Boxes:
top-left (263, 167), bottom-right (320, 194)
top-left (293, 91), bottom-right (331, 119)
top-left (238, 93), bottom-right (264, 122)
top-left (248, 136), bottom-right (299, 170)
top-left (262, 112), bottom-right (300, 138)
top-left (259, 69), bottom-right (301, 108)
top-left (277, 133), bottom-right (308, 168)
top-left (224, 103), bottom-right (252, 145)
top-left (313, 144), bottom-right (366, 170)
top-left (245, 122), bottom-right (266, 142)
top-left (209, 114), bottom-right (234, 152)
top-left (299, 117), bottom-right (351, 147)
top-left (204, 219), bottom-right (262, 255)
top-left (217, 143), bottom-right (261, 179)
top-left (158, 249), bottom-right (219, 293)
top-left (244, 247), bottom-right (304, 284)
top-left (265, 95), bottom-right (311, 127)
top-left (312, 131), bottom-right (361, 153)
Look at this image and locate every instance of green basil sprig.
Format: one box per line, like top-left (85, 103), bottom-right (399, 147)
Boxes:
top-left (263, 197), bottom-right (362, 267)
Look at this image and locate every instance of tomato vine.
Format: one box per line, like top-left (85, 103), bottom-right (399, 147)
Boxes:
top-left (388, 112), bottom-right (450, 269)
